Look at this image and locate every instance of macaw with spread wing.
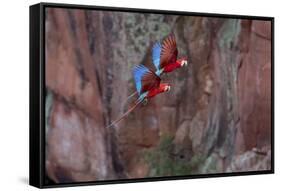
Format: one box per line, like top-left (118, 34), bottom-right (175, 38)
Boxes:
top-left (106, 64), bottom-right (171, 128)
top-left (152, 33), bottom-right (188, 76)
top-left (124, 33), bottom-right (188, 102)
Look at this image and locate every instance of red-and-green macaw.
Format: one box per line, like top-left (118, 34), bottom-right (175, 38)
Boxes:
top-left (106, 64), bottom-right (171, 128)
top-left (152, 33), bottom-right (188, 76)
top-left (125, 33), bottom-right (188, 102)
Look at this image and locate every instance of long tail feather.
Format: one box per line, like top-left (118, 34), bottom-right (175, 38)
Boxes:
top-left (124, 91), bottom-right (138, 104)
top-left (106, 99), bottom-right (143, 129)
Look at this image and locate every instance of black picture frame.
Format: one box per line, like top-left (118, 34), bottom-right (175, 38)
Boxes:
top-left (30, 2), bottom-right (274, 188)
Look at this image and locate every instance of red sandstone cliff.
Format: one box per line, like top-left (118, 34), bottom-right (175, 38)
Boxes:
top-left (45, 8), bottom-right (272, 183)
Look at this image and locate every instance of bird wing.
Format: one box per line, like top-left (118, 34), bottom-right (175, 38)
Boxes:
top-left (141, 69), bottom-right (161, 94)
top-left (133, 65), bottom-right (160, 95)
top-left (152, 42), bottom-right (162, 71)
top-left (160, 33), bottom-right (178, 68)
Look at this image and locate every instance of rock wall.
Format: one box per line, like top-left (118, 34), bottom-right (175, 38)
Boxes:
top-left (45, 8), bottom-right (272, 183)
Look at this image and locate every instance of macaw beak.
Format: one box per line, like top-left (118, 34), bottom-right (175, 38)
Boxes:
top-left (181, 60), bottom-right (188, 67)
top-left (165, 85), bottom-right (171, 92)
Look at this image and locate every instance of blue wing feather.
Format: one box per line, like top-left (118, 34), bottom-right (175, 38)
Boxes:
top-left (152, 42), bottom-right (161, 71)
top-left (133, 65), bottom-right (150, 95)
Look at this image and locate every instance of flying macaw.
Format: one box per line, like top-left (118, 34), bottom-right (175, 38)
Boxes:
top-left (106, 64), bottom-right (171, 128)
top-left (152, 33), bottom-right (188, 76)
top-left (123, 33), bottom-right (187, 102)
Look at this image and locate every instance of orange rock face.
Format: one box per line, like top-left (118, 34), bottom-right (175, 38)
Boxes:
top-left (237, 20), bottom-right (272, 152)
top-left (45, 8), bottom-right (272, 183)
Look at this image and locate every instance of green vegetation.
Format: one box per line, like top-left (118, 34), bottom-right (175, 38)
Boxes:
top-left (143, 135), bottom-right (205, 177)
top-left (124, 13), bottom-right (171, 67)
top-left (219, 19), bottom-right (241, 50)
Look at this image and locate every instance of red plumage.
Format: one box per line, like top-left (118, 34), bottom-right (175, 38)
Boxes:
top-left (140, 68), bottom-right (161, 94)
top-left (160, 33), bottom-right (178, 69)
top-left (157, 33), bottom-right (188, 75)
top-left (147, 83), bottom-right (170, 98)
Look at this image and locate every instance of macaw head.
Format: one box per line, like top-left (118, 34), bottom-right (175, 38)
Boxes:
top-left (177, 57), bottom-right (188, 67)
top-left (159, 83), bottom-right (171, 93)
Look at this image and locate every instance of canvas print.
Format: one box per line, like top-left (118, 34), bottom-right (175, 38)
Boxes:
top-left (44, 7), bottom-right (272, 184)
